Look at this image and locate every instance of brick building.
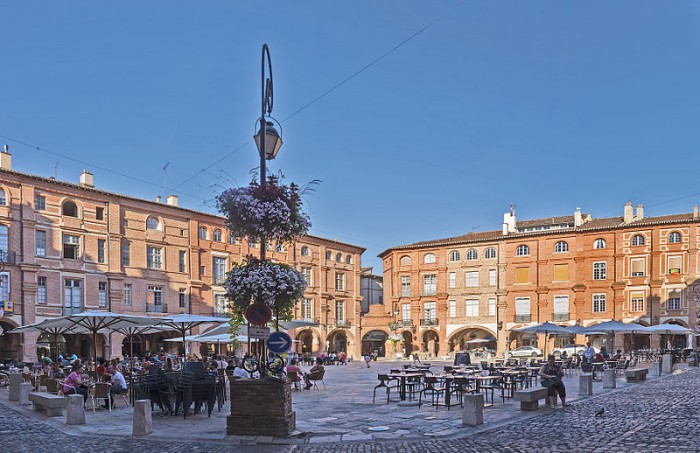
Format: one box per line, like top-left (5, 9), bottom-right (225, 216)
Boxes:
top-left (0, 149), bottom-right (364, 362)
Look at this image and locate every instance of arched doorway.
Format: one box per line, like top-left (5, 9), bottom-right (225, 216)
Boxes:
top-left (402, 331), bottom-right (413, 358)
top-left (422, 330), bottom-right (439, 357)
top-left (327, 330), bottom-right (347, 353)
top-left (297, 329), bottom-right (316, 355)
top-left (122, 334), bottom-right (143, 359)
top-left (448, 327), bottom-right (496, 353)
top-left (362, 330), bottom-right (388, 357)
top-left (0, 320), bottom-right (21, 361)
top-left (37, 333), bottom-right (66, 361)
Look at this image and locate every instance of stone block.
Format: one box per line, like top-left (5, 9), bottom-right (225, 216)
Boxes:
top-left (650, 361), bottom-right (662, 377)
top-left (579, 373), bottom-right (593, 395)
top-left (603, 369), bottom-right (616, 389)
top-left (227, 379), bottom-right (296, 437)
top-left (66, 394), bottom-right (85, 425)
top-left (9, 373), bottom-right (22, 401)
top-left (462, 393), bottom-right (484, 426)
top-left (132, 400), bottom-right (153, 436)
top-left (662, 354), bottom-right (672, 374)
top-left (19, 382), bottom-right (31, 405)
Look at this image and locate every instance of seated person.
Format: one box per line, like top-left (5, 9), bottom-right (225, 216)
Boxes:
top-left (286, 359), bottom-right (303, 387)
top-left (539, 354), bottom-right (568, 408)
top-left (599, 346), bottom-right (610, 361)
top-left (304, 357), bottom-right (325, 390)
top-left (225, 360), bottom-right (236, 374)
top-left (106, 366), bottom-right (128, 409)
top-left (339, 352), bottom-right (347, 364)
top-left (232, 366), bottom-right (250, 380)
top-left (51, 362), bottom-right (65, 379)
top-left (593, 352), bottom-right (605, 363)
top-left (560, 350), bottom-right (568, 360)
top-left (95, 359), bottom-right (108, 380)
top-left (63, 364), bottom-right (88, 403)
top-left (612, 350), bottom-right (623, 361)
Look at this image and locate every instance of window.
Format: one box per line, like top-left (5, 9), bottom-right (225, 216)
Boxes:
top-left (424, 253), bottom-right (436, 264)
top-left (552, 264), bottom-right (569, 282)
top-left (515, 267), bottom-right (530, 284)
top-left (466, 299), bottom-right (479, 317)
top-left (593, 294), bottom-right (606, 313)
top-left (401, 276), bottom-right (411, 297)
top-left (423, 274), bottom-right (436, 295)
top-left (63, 234), bottom-right (80, 260)
top-left (0, 273), bottom-right (7, 302)
top-left (264, 242), bottom-right (272, 251)
top-left (178, 250), bottom-right (186, 273)
top-left (631, 258), bottom-right (645, 277)
top-left (466, 249), bottom-right (478, 260)
top-left (97, 239), bottom-right (105, 263)
top-left (146, 246), bottom-right (162, 269)
top-left (228, 233), bottom-right (237, 244)
top-left (667, 290), bottom-right (681, 311)
top-left (146, 217), bottom-right (160, 230)
top-left (484, 247), bottom-right (496, 259)
top-left (213, 229), bottom-right (222, 242)
top-left (554, 241), bottom-right (569, 253)
top-left (36, 231), bottom-right (46, 257)
top-left (198, 226), bottom-right (207, 240)
top-left (124, 284), bottom-right (132, 306)
top-left (668, 255), bottom-right (682, 275)
top-left (213, 257), bottom-right (227, 285)
top-left (0, 225), bottom-right (6, 256)
top-left (62, 201), bottom-right (78, 217)
top-left (95, 207), bottom-right (104, 220)
top-left (336, 252), bottom-right (342, 263)
top-left (516, 245), bottom-right (529, 256)
top-left (593, 238), bottom-right (606, 249)
top-left (335, 300), bottom-right (345, 323)
top-left (488, 298), bottom-right (496, 316)
top-left (448, 272), bottom-right (456, 289)
top-left (489, 269), bottom-right (497, 286)
top-left (632, 235), bottom-right (645, 246)
top-left (200, 265), bottom-right (205, 275)
top-left (302, 298), bottom-right (313, 321)
top-left (214, 293), bottom-right (227, 315)
top-left (465, 271), bottom-right (479, 287)
top-left (0, 189), bottom-right (5, 205)
top-left (301, 246), bottom-right (310, 257)
top-left (669, 232), bottom-right (681, 244)
top-left (449, 250), bottom-right (461, 262)
top-left (121, 242), bottom-right (130, 267)
top-left (64, 279), bottom-right (82, 315)
top-left (424, 301), bottom-right (436, 321)
top-left (553, 295), bottom-right (569, 320)
top-left (249, 239), bottom-right (258, 248)
top-left (630, 292), bottom-right (644, 312)
top-left (325, 250), bottom-right (332, 260)
top-left (147, 286), bottom-right (163, 306)
top-left (335, 273), bottom-right (345, 291)
top-left (402, 303), bottom-right (411, 323)
top-left (346, 254), bottom-right (352, 264)
top-left (98, 282), bottom-right (107, 307)
top-left (35, 195), bottom-right (45, 210)
top-left (400, 255), bottom-right (411, 266)
top-left (449, 300), bottom-right (457, 318)
top-left (37, 276), bottom-right (47, 304)
top-left (178, 288), bottom-right (187, 308)
top-left (515, 297), bottom-right (531, 322)
top-left (593, 262), bottom-right (607, 280)
top-left (302, 267), bottom-right (312, 286)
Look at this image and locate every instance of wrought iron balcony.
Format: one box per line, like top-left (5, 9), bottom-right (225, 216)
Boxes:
top-left (146, 303), bottom-right (168, 314)
top-left (396, 320), bottom-right (415, 328)
top-left (515, 315), bottom-right (531, 323)
top-left (331, 320), bottom-right (351, 329)
top-left (63, 306), bottom-right (83, 316)
top-left (552, 313), bottom-right (569, 322)
top-left (0, 250), bottom-right (16, 265)
top-left (420, 318), bottom-right (439, 326)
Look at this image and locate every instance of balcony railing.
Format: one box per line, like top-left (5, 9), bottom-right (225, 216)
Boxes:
top-left (420, 318), bottom-right (439, 326)
top-left (396, 320), bottom-right (414, 328)
top-left (63, 306), bottom-right (83, 316)
top-left (0, 250), bottom-right (16, 265)
top-left (515, 314), bottom-right (531, 323)
top-left (213, 276), bottom-right (227, 286)
top-left (146, 303), bottom-right (168, 314)
top-left (552, 313), bottom-right (569, 322)
top-left (331, 320), bottom-right (351, 329)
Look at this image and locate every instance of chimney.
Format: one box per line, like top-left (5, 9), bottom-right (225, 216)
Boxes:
top-left (155, 195), bottom-right (162, 203)
top-left (623, 202), bottom-right (634, 223)
top-left (574, 207), bottom-right (583, 227)
top-left (502, 204), bottom-right (517, 235)
top-left (694, 204), bottom-right (699, 219)
top-left (79, 169), bottom-right (94, 187)
top-left (166, 195), bottom-right (178, 206)
top-left (0, 144), bottom-right (11, 170)
top-left (635, 204), bottom-right (644, 221)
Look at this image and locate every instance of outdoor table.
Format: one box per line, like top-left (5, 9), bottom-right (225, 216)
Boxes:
top-left (434, 374), bottom-right (461, 408)
top-left (387, 372), bottom-right (423, 401)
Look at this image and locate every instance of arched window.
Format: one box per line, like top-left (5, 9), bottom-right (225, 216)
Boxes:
top-left (62, 201), bottom-right (78, 217)
top-left (593, 238), bottom-right (606, 249)
top-left (632, 235), bottom-right (645, 246)
top-left (669, 232), bottom-right (681, 244)
top-left (346, 254), bottom-right (353, 264)
top-left (325, 250), bottom-right (332, 260)
top-left (198, 226), bottom-right (207, 240)
top-left (301, 246), bottom-right (310, 256)
top-left (213, 229), bottom-right (222, 242)
top-left (146, 216), bottom-right (160, 230)
top-left (466, 249), bottom-right (478, 260)
top-left (336, 252), bottom-right (342, 263)
top-left (0, 189), bottom-right (6, 205)
top-left (516, 245), bottom-right (529, 256)
top-left (484, 247), bottom-right (496, 259)
top-left (400, 255), bottom-right (411, 266)
top-left (448, 250), bottom-right (461, 262)
top-left (424, 253), bottom-right (436, 264)
top-left (554, 241), bottom-right (569, 253)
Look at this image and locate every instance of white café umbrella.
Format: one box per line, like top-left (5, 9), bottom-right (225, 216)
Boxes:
top-left (582, 320), bottom-right (649, 352)
top-left (113, 325), bottom-right (175, 360)
top-left (513, 322), bottom-right (574, 356)
top-left (465, 338), bottom-right (492, 344)
top-left (154, 314), bottom-right (227, 360)
top-left (11, 319), bottom-right (89, 362)
top-left (644, 324), bottom-right (692, 350)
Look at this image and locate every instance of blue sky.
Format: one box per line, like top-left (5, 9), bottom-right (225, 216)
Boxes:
top-left (3, 1), bottom-right (700, 271)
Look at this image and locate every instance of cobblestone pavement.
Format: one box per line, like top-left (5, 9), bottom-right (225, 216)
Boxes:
top-left (296, 368), bottom-right (700, 453)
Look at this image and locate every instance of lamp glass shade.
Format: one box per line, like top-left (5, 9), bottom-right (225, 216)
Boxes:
top-left (254, 121), bottom-right (283, 160)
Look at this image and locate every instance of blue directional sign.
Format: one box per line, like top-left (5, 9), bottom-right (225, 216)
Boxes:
top-left (267, 331), bottom-right (292, 354)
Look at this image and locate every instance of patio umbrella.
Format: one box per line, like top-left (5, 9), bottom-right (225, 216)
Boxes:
top-left (11, 319), bottom-right (88, 362)
top-left (465, 338), bottom-right (492, 344)
top-left (278, 319), bottom-right (320, 330)
top-left (582, 320), bottom-right (649, 352)
top-left (191, 333), bottom-right (249, 356)
top-left (154, 314), bottom-right (226, 360)
top-left (644, 324), bottom-right (691, 350)
top-left (112, 325), bottom-right (175, 360)
top-left (513, 322), bottom-right (573, 356)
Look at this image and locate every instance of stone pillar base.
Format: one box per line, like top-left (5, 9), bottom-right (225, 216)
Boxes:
top-left (579, 373), bottom-right (593, 395)
top-left (462, 393), bottom-right (484, 426)
top-left (603, 369), bottom-right (616, 389)
top-left (228, 379), bottom-right (296, 437)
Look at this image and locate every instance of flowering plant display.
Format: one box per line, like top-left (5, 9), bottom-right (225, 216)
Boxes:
top-left (216, 175), bottom-right (311, 243)
top-left (225, 255), bottom-right (307, 321)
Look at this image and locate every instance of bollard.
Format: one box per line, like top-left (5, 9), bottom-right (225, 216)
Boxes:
top-left (19, 382), bottom-right (31, 405)
top-left (603, 369), bottom-right (616, 389)
top-left (579, 373), bottom-right (593, 396)
top-left (650, 361), bottom-right (662, 377)
top-left (662, 354), bottom-right (672, 374)
top-left (9, 373), bottom-right (22, 401)
top-left (462, 393), bottom-right (484, 426)
top-left (66, 394), bottom-right (86, 425)
top-left (132, 400), bottom-right (153, 436)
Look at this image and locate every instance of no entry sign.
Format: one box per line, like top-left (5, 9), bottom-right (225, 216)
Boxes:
top-left (245, 303), bottom-right (272, 326)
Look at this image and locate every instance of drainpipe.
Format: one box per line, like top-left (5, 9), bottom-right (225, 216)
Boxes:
top-left (19, 187), bottom-right (25, 360)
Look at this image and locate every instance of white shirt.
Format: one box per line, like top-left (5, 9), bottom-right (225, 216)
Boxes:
top-left (111, 370), bottom-right (127, 390)
top-left (233, 367), bottom-right (249, 380)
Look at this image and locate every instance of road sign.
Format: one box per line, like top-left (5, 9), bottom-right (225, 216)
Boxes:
top-left (249, 326), bottom-right (271, 340)
top-left (245, 303), bottom-right (272, 326)
top-left (267, 331), bottom-right (292, 354)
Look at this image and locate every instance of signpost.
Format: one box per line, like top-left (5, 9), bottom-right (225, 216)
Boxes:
top-left (249, 326), bottom-right (271, 340)
top-left (245, 303), bottom-right (272, 326)
top-left (267, 331), bottom-right (292, 354)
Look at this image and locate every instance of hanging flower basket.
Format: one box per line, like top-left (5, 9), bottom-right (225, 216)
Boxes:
top-left (225, 255), bottom-right (307, 320)
top-left (216, 175), bottom-right (311, 243)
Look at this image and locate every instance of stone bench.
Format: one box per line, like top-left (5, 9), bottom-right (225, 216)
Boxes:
top-left (514, 387), bottom-right (549, 411)
top-left (624, 368), bottom-right (648, 382)
top-left (29, 392), bottom-right (66, 417)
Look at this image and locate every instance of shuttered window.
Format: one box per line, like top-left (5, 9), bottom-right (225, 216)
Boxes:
top-left (553, 264), bottom-right (569, 282)
top-left (516, 267), bottom-right (530, 284)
